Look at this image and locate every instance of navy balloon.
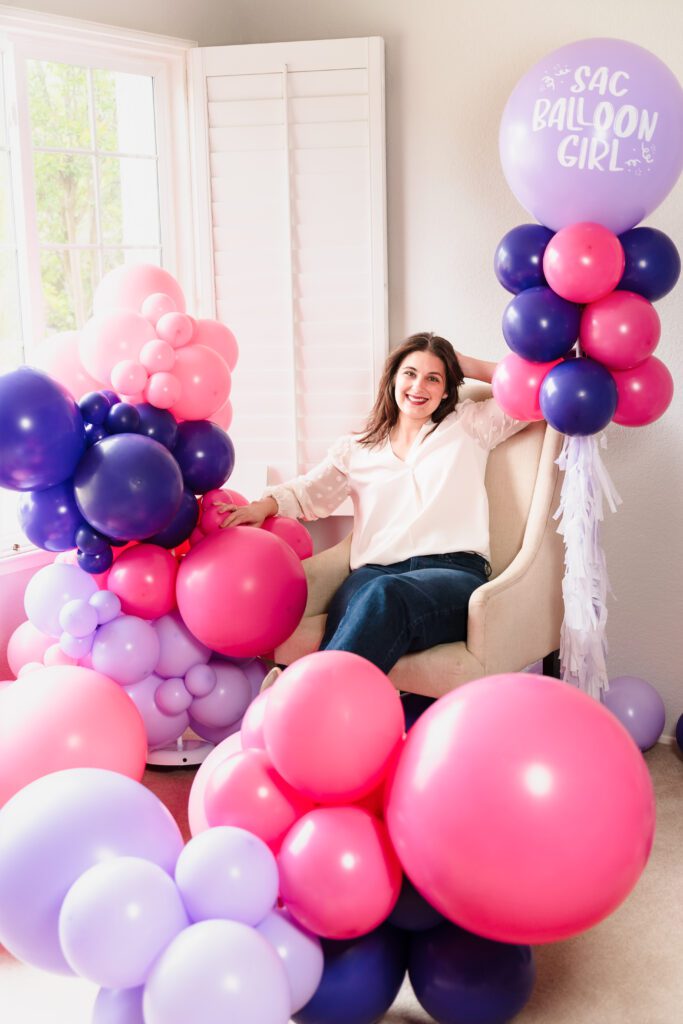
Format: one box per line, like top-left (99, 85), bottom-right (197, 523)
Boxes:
top-left (145, 488), bottom-right (200, 548)
top-left (85, 424), bottom-right (108, 447)
top-left (135, 403), bottom-right (179, 451)
top-left (79, 391), bottom-right (112, 426)
top-left (494, 223), bottom-right (554, 294)
top-left (387, 876), bottom-right (444, 932)
top-left (0, 366), bottom-right (86, 491)
top-left (503, 287), bottom-right (580, 362)
top-left (294, 925), bottom-right (408, 1024)
top-left (75, 524), bottom-right (111, 556)
top-left (618, 227), bottom-right (681, 302)
top-left (173, 421), bottom-right (235, 494)
top-left (106, 402), bottom-right (141, 435)
top-left (77, 546), bottom-right (113, 575)
top-left (17, 479), bottom-right (85, 552)
top-left (675, 713), bottom-right (683, 753)
top-left (74, 434), bottom-right (184, 541)
top-left (539, 358), bottom-right (618, 436)
top-left (401, 693), bottom-right (436, 731)
top-left (409, 923), bottom-right (535, 1024)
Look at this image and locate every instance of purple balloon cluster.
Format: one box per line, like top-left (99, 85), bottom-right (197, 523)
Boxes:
top-left (0, 769), bottom-right (323, 1024)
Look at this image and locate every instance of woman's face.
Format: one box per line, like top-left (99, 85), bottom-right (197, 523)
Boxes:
top-left (394, 350), bottom-right (448, 424)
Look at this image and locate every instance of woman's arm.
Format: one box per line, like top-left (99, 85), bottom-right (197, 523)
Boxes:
top-left (456, 352), bottom-right (497, 384)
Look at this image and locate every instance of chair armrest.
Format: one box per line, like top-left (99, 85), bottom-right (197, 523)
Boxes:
top-left (302, 535), bottom-right (352, 615)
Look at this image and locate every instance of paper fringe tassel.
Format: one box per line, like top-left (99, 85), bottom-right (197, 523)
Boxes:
top-left (553, 433), bottom-right (622, 700)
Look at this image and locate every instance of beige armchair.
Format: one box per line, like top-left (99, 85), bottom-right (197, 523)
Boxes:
top-left (274, 385), bottom-right (565, 697)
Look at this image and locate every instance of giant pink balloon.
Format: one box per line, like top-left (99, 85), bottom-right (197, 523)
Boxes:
top-left (191, 319), bottom-right (239, 371)
top-left (169, 345), bottom-right (232, 421)
top-left (611, 356), bottom-right (674, 426)
top-left (580, 291), bottom-right (661, 369)
top-left (93, 264), bottom-right (186, 315)
top-left (79, 311), bottom-right (156, 386)
top-left (492, 353), bottom-right (562, 421)
top-left (176, 528), bottom-right (307, 658)
top-left (31, 331), bottom-right (100, 400)
top-left (543, 222), bottom-right (625, 303)
top-left (385, 673), bottom-right (655, 944)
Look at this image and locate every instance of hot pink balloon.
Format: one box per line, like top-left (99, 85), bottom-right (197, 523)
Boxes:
top-left (7, 620), bottom-right (53, 676)
top-left (240, 691), bottom-right (269, 750)
top-left (107, 544), bottom-right (178, 620)
top-left (191, 319), bottom-right (239, 371)
top-left (188, 732), bottom-right (242, 836)
top-left (261, 517), bottom-right (313, 560)
top-left (31, 331), bottom-right (100, 400)
top-left (199, 488), bottom-right (248, 534)
top-left (209, 398), bottom-right (233, 431)
top-left (492, 353), bottom-right (562, 422)
top-left (141, 292), bottom-right (178, 325)
top-left (93, 264), bottom-right (186, 315)
top-left (80, 311), bottom-right (157, 386)
top-left (156, 312), bottom-right (193, 349)
top-left (385, 673), bottom-right (656, 944)
top-left (580, 291), bottom-right (661, 370)
top-left (611, 356), bottom-right (674, 426)
top-left (169, 345), bottom-right (231, 421)
top-left (278, 806), bottom-right (402, 939)
top-left (543, 223), bottom-right (625, 303)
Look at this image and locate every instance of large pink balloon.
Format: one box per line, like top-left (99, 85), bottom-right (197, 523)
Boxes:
top-left (261, 516), bottom-right (314, 560)
top-left (543, 222), bottom-right (625, 303)
top-left (0, 667), bottom-right (147, 807)
top-left (240, 691), bottom-right (270, 750)
top-left (492, 353), bottom-right (562, 421)
top-left (107, 543), bottom-right (178, 619)
top-left (209, 398), bottom-right (233, 431)
top-left (278, 806), bottom-right (402, 939)
top-left (264, 651), bottom-right (404, 802)
top-left (31, 331), bottom-right (100, 400)
top-left (7, 620), bottom-right (53, 676)
top-left (187, 732), bottom-right (242, 836)
top-left (191, 319), bottom-right (239, 371)
top-left (169, 345), bottom-right (232, 421)
top-left (385, 673), bottom-right (655, 944)
top-left (580, 291), bottom-right (660, 369)
top-left (93, 264), bottom-right (186, 315)
top-left (176, 528), bottom-right (307, 658)
top-left (79, 311), bottom-right (156, 386)
top-left (611, 356), bottom-right (674, 426)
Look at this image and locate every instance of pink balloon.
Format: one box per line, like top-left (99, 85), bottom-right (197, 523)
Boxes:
top-left (209, 398), bottom-right (233, 431)
top-left (0, 667), bottom-right (147, 807)
top-left (611, 356), bottom-right (674, 427)
top-left (263, 651), bottom-right (404, 803)
top-left (93, 264), bottom-right (186, 315)
top-left (187, 732), bottom-right (243, 836)
top-left (156, 312), bottom-right (193, 349)
top-left (80, 311), bottom-right (157, 386)
top-left (7, 620), bottom-right (53, 676)
top-left (141, 292), bottom-right (178, 324)
top-left (581, 291), bottom-right (661, 370)
top-left (261, 517), bottom-right (313, 560)
top-left (188, 527), bottom-right (205, 547)
top-left (17, 662), bottom-right (43, 677)
top-left (278, 806), bottom-right (402, 939)
top-left (169, 345), bottom-right (231, 421)
top-left (111, 359), bottom-right (149, 396)
top-left (204, 748), bottom-right (314, 852)
top-left (145, 371), bottom-right (182, 409)
top-left (385, 673), bottom-right (655, 944)
top-left (107, 544), bottom-right (178, 620)
top-left (240, 692), bottom-right (270, 750)
top-left (31, 331), bottom-right (100, 400)
top-left (124, 673), bottom-right (189, 749)
top-left (191, 319), bottom-right (239, 371)
top-left (492, 353), bottom-right (562, 422)
top-left (176, 528), bottom-right (307, 658)
top-left (543, 223), bottom-right (625, 303)
top-left (199, 489), bottom-right (248, 535)
top-left (140, 339), bottom-right (176, 373)
top-left (44, 644), bottom-right (80, 667)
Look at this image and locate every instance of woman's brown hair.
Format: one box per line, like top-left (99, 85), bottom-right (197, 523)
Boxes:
top-left (357, 332), bottom-right (464, 448)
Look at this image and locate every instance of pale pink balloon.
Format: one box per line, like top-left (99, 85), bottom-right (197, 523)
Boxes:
top-left (169, 345), bottom-right (231, 421)
top-left (240, 692), bottom-right (269, 750)
top-left (156, 312), bottom-right (193, 349)
top-left (611, 356), bottom-right (674, 427)
top-left (7, 621), bottom-right (54, 676)
top-left (93, 264), bottom-right (186, 315)
top-left (31, 331), bottom-right (100, 400)
top-left (543, 223), bottom-right (625, 304)
top-left (191, 319), bottom-right (239, 371)
top-left (140, 339), bottom-right (176, 373)
top-left (188, 731), bottom-right (243, 836)
top-left (43, 644), bottom-right (80, 668)
top-left (17, 662), bottom-right (44, 677)
top-left (261, 517), bottom-right (313, 560)
top-left (80, 311), bottom-right (157, 386)
top-left (209, 399), bottom-right (233, 431)
top-left (145, 371), bottom-right (182, 410)
top-left (492, 352), bottom-right (562, 422)
top-left (107, 544), bottom-right (178, 620)
top-left (141, 292), bottom-right (178, 325)
top-left (111, 359), bottom-right (149, 396)
top-left (580, 291), bottom-right (661, 370)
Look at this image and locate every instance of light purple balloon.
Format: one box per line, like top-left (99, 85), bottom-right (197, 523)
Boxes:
top-left (125, 674), bottom-right (189, 749)
top-left (257, 908), bottom-right (324, 1014)
top-left (92, 615), bottom-right (160, 685)
top-left (184, 663), bottom-right (217, 698)
top-left (59, 598), bottom-right (98, 638)
top-left (602, 675), bottom-right (665, 750)
top-left (59, 857), bottom-right (189, 989)
top-left (500, 38), bottom-right (683, 233)
top-left (90, 590), bottom-right (122, 625)
top-left (153, 611), bottom-right (210, 678)
top-left (186, 714), bottom-right (241, 745)
top-left (59, 630), bottom-right (94, 660)
top-left (92, 986), bottom-right (145, 1024)
top-left (189, 660), bottom-right (251, 729)
top-left (155, 676), bottom-right (193, 715)
top-left (174, 827), bottom-right (278, 927)
top-left (24, 563), bottom-right (98, 637)
top-left (0, 768), bottom-right (183, 973)
top-left (143, 920), bottom-right (291, 1024)
top-left (222, 656), bottom-right (270, 700)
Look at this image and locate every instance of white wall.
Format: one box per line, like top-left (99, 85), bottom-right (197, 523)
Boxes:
top-left (3, 0), bottom-right (682, 733)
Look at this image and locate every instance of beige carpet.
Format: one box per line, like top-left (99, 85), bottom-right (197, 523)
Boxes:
top-left (2, 744), bottom-right (681, 1024)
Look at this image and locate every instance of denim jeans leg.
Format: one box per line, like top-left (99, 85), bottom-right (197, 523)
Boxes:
top-left (319, 565), bottom-right (390, 649)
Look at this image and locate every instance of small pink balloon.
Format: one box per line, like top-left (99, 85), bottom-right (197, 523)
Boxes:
top-left (492, 353), bottom-right (562, 422)
top-left (111, 359), bottom-right (149, 396)
top-left (611, 356), bottom-right (674, 427)
top-left (93, 264), bottom-right (186, 315)
top-left (31, 331), bottom-right (100, 400)
top-left (200, 488), bottom-right (248, 534)
top-left (261, 517), bottom-right (313, 560)
top-left (141, 292), bottom-right (177, 325)
top-left (241, 691), bottom-right (270, 750)
top-left (543, 223), bottom-right (625, 304)
top-left (17, 662), bottom-right (43, 677)
top-left (140, 339), bottom-right (176, 373)
top-left (156, 312), bottom-right (194, 349)
top-left (80, 311), bottom-right (157, 387)
top-left (43, 644), bottom-right (79, 668)
top-left (184, 663), bottom-right (217, 698)
top-left (7, 620), bottom-right (53, 676)
top-left (210, 399), bottom-right (233, 431)
top-left (580, 291), bottom-right (661, 370)
top-left (107, 544), bottom-right (178, 620)
top-left (169, 345), bottom-right (231, 421)
top-left (145, 371), bottom-right (182, 410)
top-left (191, 319), bottom-right (239, 371)
top-left (155, 676), bottom-right (193, 715)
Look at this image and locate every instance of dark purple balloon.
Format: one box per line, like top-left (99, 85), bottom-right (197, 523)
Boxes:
top-left (387, 876), bottom-right (444, 932)
top-left (106, 402), bottom-right (141, 435)
top-left (135, 403), bottom-right (179, 451)
top-left (85, 423), bottom-right (108, 447)
top-left (17, 479), bottom-right (85, 552)
top-left (75, 524), bottom-right (111, 556)
top-left (0, 366), bottom-right (86, 491)
top-left (173, 421), bottom-right (235, 495)
top-left (400, 694), bottom-right (436, 731)
top-left (79, 391), bottom-right (112, 426)
top-left (77, 546), bottom-right (114, 575)
top-left (618, 227), bottom-right (681, 302)
top-left (494, 223), bottom-right (554, 294)
top-left (676, 714), bottom-right (683, 753)
top-left (539, 358), bottom-right (617, 436)
top-left (74, 434), bottom-right (184, 541)
top-left (503, 286), bottom-right (580, 362)
top-left (145, 488), bottom-right (199, 548)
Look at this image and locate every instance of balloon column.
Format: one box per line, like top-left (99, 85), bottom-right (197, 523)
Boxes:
top-left (494, 38), bottom-right (683, 697)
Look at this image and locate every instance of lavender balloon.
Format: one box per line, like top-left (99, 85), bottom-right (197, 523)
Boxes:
top-left (24, 563), bottom-right (98, 638)
top-left (257, 909), bottom-right (324, 1014)
top-left (189, 661), bottom-right (251, 729)
top-left (125, 674), bottom-right (189, 750)
top-left (92, 987), bottom-right (145, 1024)
top-left (59, 598), bottom-right (98, 638)
top-left (155, 676), bottom-right (193, 715)
top-left (153, 611), bottom-right (210, 678)
top-left (500, 39), bottom-right (683, 233)
top-left (184, 663), bottom-right (217, 698)
top-left (92, 615), bottom-right (160, 686)
top-left (89, 589), bottom-right (122, 625)
top-left (602, 675), bottom-right (666, 750)
top-left (59, 631), bottom-right (94, 660)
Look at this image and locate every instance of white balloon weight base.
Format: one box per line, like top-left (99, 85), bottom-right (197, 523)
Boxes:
top-left (146, 737), bottom-right (214, 767)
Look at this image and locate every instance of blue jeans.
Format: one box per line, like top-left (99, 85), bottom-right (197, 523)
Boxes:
top-left (319, 552), bottom-right (490, 674)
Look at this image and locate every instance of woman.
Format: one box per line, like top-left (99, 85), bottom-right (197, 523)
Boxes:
top-left (218, 333), bottom-right (527, 675)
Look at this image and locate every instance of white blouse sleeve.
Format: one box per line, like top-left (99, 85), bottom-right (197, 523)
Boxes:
top-left (260, 435), bottom-right (353, 521)
top-left (458, 397), bottom-right (529, 451)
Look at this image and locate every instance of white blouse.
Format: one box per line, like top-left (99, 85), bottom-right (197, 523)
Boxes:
top-left (263, 398), bottom-right (527, 570)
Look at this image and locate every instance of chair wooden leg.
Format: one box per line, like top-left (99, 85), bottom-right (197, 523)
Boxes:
top-left (542, 649), bottom-right (561, 678)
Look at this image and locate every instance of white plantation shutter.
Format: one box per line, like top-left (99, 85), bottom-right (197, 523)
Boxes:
top-left (188, 38), bottom-right (388, 503)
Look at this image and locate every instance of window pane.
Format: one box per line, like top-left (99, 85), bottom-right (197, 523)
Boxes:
top-left (40, 247), bottom-right (96, 332)
top-left (94, 70), bottom-right (156, 156)
top-left (100, 156), bottom-right (160, 245)
top-left (27, 60), bottom-right (92, 150)
top-left (0, 154), bottom-right (15, 244)
top-left (103, 247), bottom-right (161, 274)
top-left (33, 153), bottom-right (96, 245)
top-left (0, 250), bottom-right (22, 358)
top-left (0, 65), bottom-right (6, 149)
